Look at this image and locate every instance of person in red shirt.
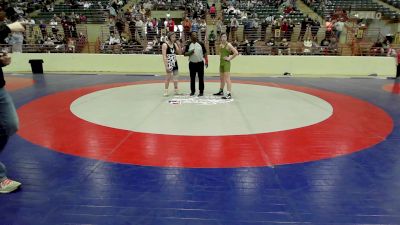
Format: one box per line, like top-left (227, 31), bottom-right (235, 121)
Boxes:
top-left (280, 20), bottom-right (288, 40)
top-left (284, 6), bottom-right (293, 14)
top-left (168, 18), bottom-right (175, 32)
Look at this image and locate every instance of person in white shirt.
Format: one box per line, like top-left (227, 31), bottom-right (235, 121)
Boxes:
top-left (334, 19), bottom-right (344, 40)
top-left (199, 19), bottom-right (207, 42)
top-left (50, 18), bottom-right (58, 36)
top-left (135, 17), bottom-right (144, 38)
top-left (83, 1), bottom-right (92, 10)
top-left (108, 32), bottom-right (121, 53)
top-left (109, 33), bottom-right (120, 45)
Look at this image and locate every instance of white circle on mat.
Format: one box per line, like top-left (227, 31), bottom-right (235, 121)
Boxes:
top-left (70, 83), bottom-right (333, 136)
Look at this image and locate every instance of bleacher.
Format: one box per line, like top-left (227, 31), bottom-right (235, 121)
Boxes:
top-left (153, 0), bottom-right (186, 10)
top-left (306, 0), bottom-right (400, 21)
top-left (223, 5), bottom-right (306, 25)
top-left (33, 3), bottom-right (108, 24)
top-left (151, 0), bottom-right (208, 11)
top-left (381, 0), bottom-right (400, 10)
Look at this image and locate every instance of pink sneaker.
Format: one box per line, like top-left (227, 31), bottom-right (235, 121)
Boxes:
top-left (0, 178), bottom-right (21, 193)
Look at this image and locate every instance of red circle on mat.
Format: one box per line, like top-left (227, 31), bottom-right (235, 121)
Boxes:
top-left (383, 83), bottom-right (400, 94)
top-left (17, 81), bottom-right (393, 168)
top-left (5, 77), bottom-right (34, 91)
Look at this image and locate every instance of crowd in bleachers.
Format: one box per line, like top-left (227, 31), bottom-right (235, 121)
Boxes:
top-left (305, 0), bottom-right (399, 21)
top-left (0, 0), bottom-right (90, 53)
top-left (100, 0), bottom-right (210, 54)
top-left (214, 0), bottom-right (343, 55)
top-left (382, 0), bottom-right (400, 10)
top-left (1, 0), bottom-right (398, 56)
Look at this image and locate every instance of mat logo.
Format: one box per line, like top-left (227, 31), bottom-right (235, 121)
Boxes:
top-left (168, 95), bottom-right (234, 105)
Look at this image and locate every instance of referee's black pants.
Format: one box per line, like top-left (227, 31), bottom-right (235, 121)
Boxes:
top-left (189, 61), bottom-right (205, 94)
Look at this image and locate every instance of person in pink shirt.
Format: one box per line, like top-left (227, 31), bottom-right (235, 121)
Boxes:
top-left (210, 4), bottom-right (216, 24)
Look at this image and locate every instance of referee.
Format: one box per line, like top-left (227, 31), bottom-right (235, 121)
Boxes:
top-left (184, 31), bottom-right (208, 96)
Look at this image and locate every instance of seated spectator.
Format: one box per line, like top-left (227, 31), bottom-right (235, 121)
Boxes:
top-left (278, 38), bottom-right (290, 55)
top-left (320, 37), bottom-right (331, 55)
top-left (144, 37), bottom-right (158, 54)
top-left (266, 37), bottom-right (277, 55)
top-left (67, 38), bottom-right (76, 53)
top-left (108, 32), bottom-right (121, 53)
top-left (370, 40), bottom-right (384, 56)
top-left (80, 14), bottom-right (87, 23)
top-left (303, 38), bottom-right (313, 55)
top-left (43, 37), bottom-right (55, 52)
top-left (328, 37), bottom-right (338, 55)
top-left (109, 32), bottom-right (120, 45)
top-left (50, 19), bottom-right (58, 36)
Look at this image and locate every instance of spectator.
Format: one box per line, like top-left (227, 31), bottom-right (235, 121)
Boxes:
top-left (286, 19), bottom-right (295, 41)
top-left (107, 3), bottom-right (117, 23)
top-left (80, 14), bottom-right (87, 23)
top-left (311, 19), bottom-right (320, 41)
top-left (183, 17), bottom-right (191, 41)
top-left (191, 18), bottom-right (199, 34)
top-left (129, 17), bottom-right (136, 39)
top-left (135, 16), bottom-right (144, 39)
top-left (278, 38), bottom-right (290, 55)
top-left (210, 4), bottom-right (216, 24)
top-left (208, 30), bottom-right (216, 55)
top-left (50, 18), bottom-right (58, 36)
top-left (216, 17), bottom-right (223, 38)
top-left (39, 20), bottom-right (47, 38)
top-left (115, 16), bottom-right (125, 36)
top-left (386, 45), bottom-right (400, 78)
top-left (108, 32), bottom-right (121, 53)
top-left (334, 19), bottom-right (344, 40)
top-left (266, 37), bottom-right (276, 55)
top-left (167, 18), bottom-right (175, 33)
top-left (325, 17), bottom-right (333, 39)
top-left (160, 29), bottom-right (167, 45)
top-left (0, 19), bottom-right (26, 194)
top-left (280, 19), bottom-right (289, 41)
top-left (230, 17), bottom-right (239, 41)
top-left (61, 15), bottom-right (70, 38)
top-left (320, 37), bottom-right (330, 55)
top-left (260, 17), bottom-right (268, 41)
top-left (303, 38), bottom-right (313, 55)
top-left (298, 17), bottom-right (307, 41)
top-left (243, 18), bottom-right (251, 40)
top-left (328, 37), bottom-right (338, 55)
top-left (199, 18), bottom-right (207, 42)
